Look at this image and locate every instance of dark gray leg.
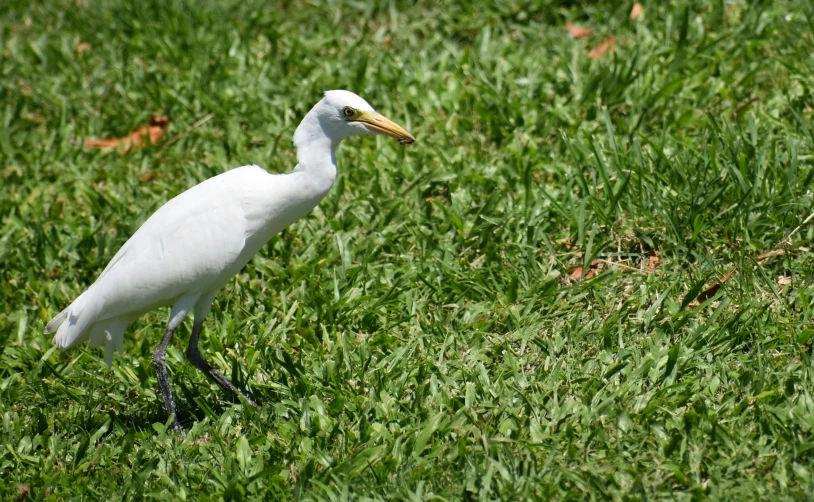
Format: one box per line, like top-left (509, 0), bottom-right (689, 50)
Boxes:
top-left (153, 326), bottom-right (181, 433)
top-left (186, 322), bottom-right (259, 407)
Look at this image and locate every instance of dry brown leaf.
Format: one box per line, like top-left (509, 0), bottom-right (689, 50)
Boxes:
top-left (24, 112), bottom-right (46, 124)
top-left (555, 239), bottom-right (578, 250)
top-left (139, 171), bottom-right (159, 183)
top-left (630, 3), bottom-right (644, 20)
top-left (569, 259), bottom-right (600, 280)
top-left (690, 267), bottom-right (737, 307)
top-left (566, 21), bottom-right (592, 39)
top-left (588, 36), bottom-right (616, 58)
top-left (186, 435), bottom-right (212, 450)
top-left (582, 260), bottom-right (600, 279)
top-left (16, 484), bottom-right (30, 502)
top-left (648, 251), bottom-right (660, 271)
top-left (530, 171), bottom-right (556, 184)
top-left (84, 115), bottom-right (169, 153)
top-left (778, 276), bottom-right (792, 286)
top-left (75, 42), bottom-right (92, 54)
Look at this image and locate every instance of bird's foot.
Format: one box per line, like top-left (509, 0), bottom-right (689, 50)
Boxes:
top-left (237, 390), bottom-right (260, 408)
top-left (168, 415), bottom-right (182, 434)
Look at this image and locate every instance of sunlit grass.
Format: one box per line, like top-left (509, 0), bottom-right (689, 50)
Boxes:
top-left (2, 0), bottom-right (814, 499)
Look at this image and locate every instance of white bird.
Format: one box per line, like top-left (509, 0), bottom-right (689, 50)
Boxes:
top-left (46, 90), bottom-right (414, 432)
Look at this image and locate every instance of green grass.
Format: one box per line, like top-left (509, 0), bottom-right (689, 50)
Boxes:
top-left (2, 0), bottom-right (814, 499)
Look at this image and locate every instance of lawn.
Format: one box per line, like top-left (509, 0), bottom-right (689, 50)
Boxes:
top-left (2, 0), bottom-right (814, 499)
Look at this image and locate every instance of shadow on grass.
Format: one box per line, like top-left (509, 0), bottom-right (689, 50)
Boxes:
top-left (107, 381), bottom-right (273, 433)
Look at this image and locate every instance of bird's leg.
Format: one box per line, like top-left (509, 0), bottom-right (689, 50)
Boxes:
top-left (186, 321), bottom-right (259, 407)
top-left (153, 326), bottom-right (181, 433)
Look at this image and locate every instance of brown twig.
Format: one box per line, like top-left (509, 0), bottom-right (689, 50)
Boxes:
top-left (756, 210), bottom-right (814, 262)
top-left (729, 96), bottom-right (758, 119)
top-left (780, 210), bottom-right (814, 247)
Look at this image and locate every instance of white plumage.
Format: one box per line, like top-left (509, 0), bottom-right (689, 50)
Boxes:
top-left (48, 164), bottom-right (325, 362)
top-left (46, 90), bottom-right (414, 430)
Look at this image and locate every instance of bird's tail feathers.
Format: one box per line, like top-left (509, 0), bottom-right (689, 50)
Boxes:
top-left (45, 307), bottom-right (69, 334)
top-left (47, 290), bottom-right (101, 350)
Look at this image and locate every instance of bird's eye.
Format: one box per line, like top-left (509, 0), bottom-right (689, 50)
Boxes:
top-left (343, 107), bottom-right (354, 117)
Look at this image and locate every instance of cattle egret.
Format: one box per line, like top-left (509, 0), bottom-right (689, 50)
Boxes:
top-left (46, 90), bottom-right (414, 432)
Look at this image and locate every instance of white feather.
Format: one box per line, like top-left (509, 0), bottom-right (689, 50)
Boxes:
top-left (46, 90), bottom-right (412, 366)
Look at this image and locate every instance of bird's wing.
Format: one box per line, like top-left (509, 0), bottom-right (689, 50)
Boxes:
top-left (51, 167), bottom-right (264, 348)
top-left (94, 173), bottom-right (251, 319)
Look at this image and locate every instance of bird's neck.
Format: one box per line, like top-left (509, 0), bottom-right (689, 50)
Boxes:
top-left (292, 113), bottom-right (340, 194)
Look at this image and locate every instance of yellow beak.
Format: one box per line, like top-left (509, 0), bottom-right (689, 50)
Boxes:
top-left (356, 111), bottom-right (415, 145)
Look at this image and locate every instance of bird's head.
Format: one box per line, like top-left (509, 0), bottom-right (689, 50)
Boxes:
top-left (298, 90), bottom-right (415, 146)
